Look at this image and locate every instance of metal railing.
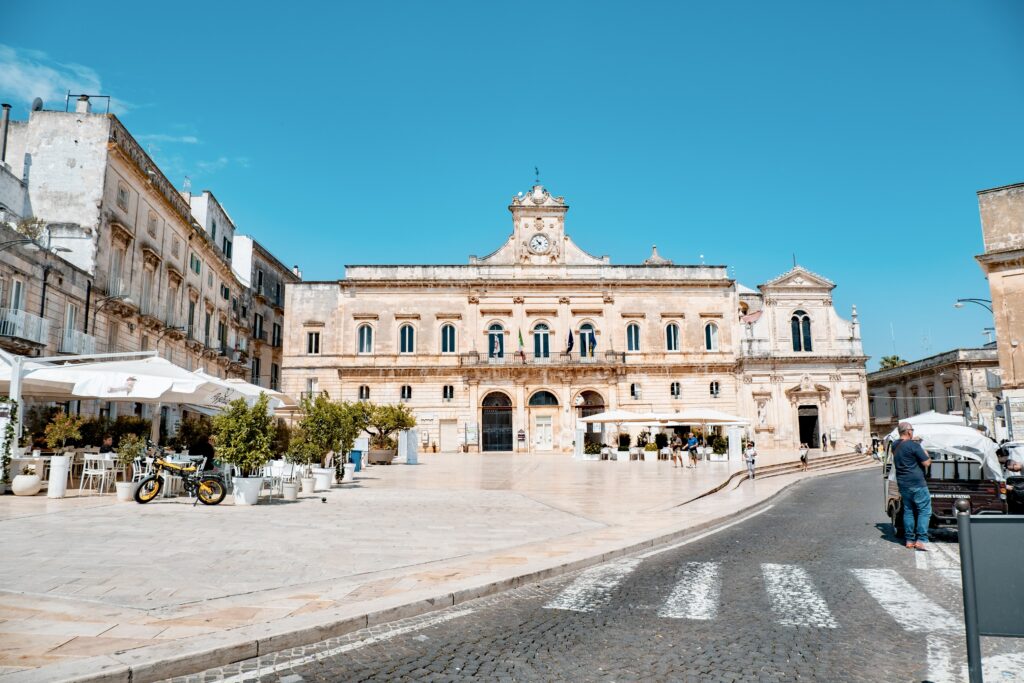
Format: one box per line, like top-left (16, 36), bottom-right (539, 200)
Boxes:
top-left (0, 308), bottom-right (50, 345)
top-left (459, 351), bottom-right (626, 366)
top-left (59, 327), bottom-right (97, 354)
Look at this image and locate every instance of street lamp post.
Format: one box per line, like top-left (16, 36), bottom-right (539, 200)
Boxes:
top-left (954, 298), bottom-right (993, 313)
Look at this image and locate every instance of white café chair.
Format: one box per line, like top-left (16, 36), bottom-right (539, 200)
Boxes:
top-left (79, 457), bottom-right (114, 494)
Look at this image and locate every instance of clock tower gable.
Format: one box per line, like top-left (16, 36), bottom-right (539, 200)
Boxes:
top-left (473, 184), bottom-right (606, 266)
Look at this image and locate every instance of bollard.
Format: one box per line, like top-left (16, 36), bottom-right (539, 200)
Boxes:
top-left (955, 498), bottom-right (983, 683)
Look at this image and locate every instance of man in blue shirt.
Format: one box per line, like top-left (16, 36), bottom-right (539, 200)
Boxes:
top-left (893, 422), bottom-right (933, 551)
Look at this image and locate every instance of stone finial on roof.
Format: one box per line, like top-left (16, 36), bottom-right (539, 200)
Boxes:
top-left (643, 245), bottom-right (673, 266)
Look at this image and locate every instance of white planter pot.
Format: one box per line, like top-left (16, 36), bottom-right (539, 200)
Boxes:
top-left (232, 476), bottom-right (264, 506)
top-left (12, 474), bottom-right (42, 496)
top-left (616, 450), bottom-right (630, 462)
top-left (643, 450), bottom-right (656, 462)
top-left (115, 481), bottom-right (138, 502)
top-left (311, 467), bottom-right (334, 492)
top-left (281, 482), bottom-right (299, 501)
top-left (47, 454), bottom-right (71, 499)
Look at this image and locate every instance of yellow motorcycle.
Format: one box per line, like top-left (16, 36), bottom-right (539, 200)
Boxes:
top-left (134, 452), bottom-right (226, 505)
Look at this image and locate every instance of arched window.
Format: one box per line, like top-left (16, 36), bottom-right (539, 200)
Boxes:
top-left (665, 323), bottom-right (680, 352)
top-left (357, 324), bottom-right (374, 354)
top-left (440, 324), bottom-right (456, 354)
top-left (528, 390), bottom-right (559, 406)
top-left (400, 385), bottom-right (412, 400)
top-left (580, 323), bottom-right (597, 357)
top-left (709, 381), bottom-right (720, 398)
top-left (704, 322), bottom-right (719, 352)
top-left (399, 324), bottom-right (415, 354)
top-left (358, 385), bottom-right (370, 400)
top-left (670, 381), bottom-right (681, 399)
top-left (533, 323), bottom-right (550, 358)
top-left (442, 385), bottom-right (454, 401)
top-left (630, 383), bottom-right (642, 400)
top-left (488, 323), bottom-right (504, 358)
top-left (790, 310), bottom-right (813, 352)
top-left (626, 323), bottom-right (641, 352)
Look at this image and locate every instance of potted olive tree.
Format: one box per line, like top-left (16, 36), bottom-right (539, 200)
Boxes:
top-left (286, 428), bottom-right (321, 494)
top-left (44, 411), bottom-right (83, 498)
top-left (114, 434), bottom-right (146, 502)
top-left (213, 394), bottom-right (276, 506)
top-left (366, 403), bottom-right (416, 465)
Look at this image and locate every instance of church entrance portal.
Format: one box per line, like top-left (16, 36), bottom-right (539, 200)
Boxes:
top-left (481, 392), bottom-right (513, 452)
top-left (798, 404), bottom-right (820, 448)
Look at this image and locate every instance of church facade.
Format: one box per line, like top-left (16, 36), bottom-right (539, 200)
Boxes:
top-left (282, 184), bottom-right (869, 452)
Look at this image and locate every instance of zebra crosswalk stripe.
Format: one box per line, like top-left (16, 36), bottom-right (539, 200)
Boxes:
top-left (851, 568), bottom-right (960, 633)
top-left (657, 562), bottom-right (720, 620)
top-left (543, 558), bottom-right (641, 612)
top-left (762, 563), bottom-right (838, 628)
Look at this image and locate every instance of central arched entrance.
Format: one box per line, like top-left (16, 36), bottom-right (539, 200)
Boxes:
top-left (481, 392), bottom-right (513, 452)
top-left (576, 390), bottom-right (606, 446)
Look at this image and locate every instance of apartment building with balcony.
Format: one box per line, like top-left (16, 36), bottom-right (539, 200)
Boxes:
top-left (282, 184), bottom-right (868, 452)
top-left (232, 236), bottom-right (300, 391)
top-left (1, 96), bottom-right (250, 380)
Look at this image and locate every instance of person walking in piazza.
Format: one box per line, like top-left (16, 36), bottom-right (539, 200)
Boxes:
top-left (744, 440), bottom-right (758, 479)
top-left (821, 432), bottom-right (829, 453)
top-left (671, 433), bottom-right (684, 467)
top-left (893, 421), bottom-right (933, 551)
top-left (687, 432), bottom-right (699, 468)
top-left (799, 442), bottom-right (809, 471)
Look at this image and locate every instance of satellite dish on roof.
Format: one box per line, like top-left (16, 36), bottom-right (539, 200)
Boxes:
top-left (31, 98), bottom-right (43, 111)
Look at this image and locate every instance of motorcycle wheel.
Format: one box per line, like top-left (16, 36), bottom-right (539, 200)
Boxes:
top-left (196, 477), bottom-right (226, 505)
top-left (134, 476), bottom-right (162, 503)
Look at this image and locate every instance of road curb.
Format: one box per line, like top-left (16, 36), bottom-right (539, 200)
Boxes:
top-left (0, 460), bottom-right (870, 683)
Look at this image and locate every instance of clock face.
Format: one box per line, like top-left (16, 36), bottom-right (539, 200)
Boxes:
top-left (529, 234), bottom-right (550, 254)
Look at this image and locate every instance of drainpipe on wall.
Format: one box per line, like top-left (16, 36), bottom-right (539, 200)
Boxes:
top-left (0, 103), bottom-right (10, 163)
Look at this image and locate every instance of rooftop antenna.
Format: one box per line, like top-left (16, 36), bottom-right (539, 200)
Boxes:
top-left (534, 166), bottom-right (540, 185)
top-left (792, 253), bottom-right (797, 268)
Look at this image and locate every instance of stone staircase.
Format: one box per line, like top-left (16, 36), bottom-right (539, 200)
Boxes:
top-left (678, 451), bottom-right (877, 506)
top-left (733, 450), bottom-right (877, 489)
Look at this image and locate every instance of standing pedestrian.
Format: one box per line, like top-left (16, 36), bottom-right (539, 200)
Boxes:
top-left (671, 433), bottom-right (683, 468)
top-left (799, 442), bottom-right (809, 471)
top-left (893, 421), bottom-right (932, 551)
top-left (744, 440), bottom-right (757, 479)
top-left (686, 433), bottom-right (698, 469)
top-left (821, 433), bottom-right (829, 453)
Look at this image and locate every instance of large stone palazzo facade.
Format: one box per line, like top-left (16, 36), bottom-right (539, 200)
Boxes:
top-left (282, 185), bottom-right (869, 452)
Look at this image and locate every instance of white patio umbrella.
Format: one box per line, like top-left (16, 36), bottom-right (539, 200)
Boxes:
top-left (25, 357), bottom-right (238, 407)
top-left (191, 370), bottom-right (293, 410)
top-left (579, 409), bottom-right (648, 423)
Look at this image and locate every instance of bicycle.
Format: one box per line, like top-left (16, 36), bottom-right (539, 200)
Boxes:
top-left (134, 450), bottom-right (226, 506)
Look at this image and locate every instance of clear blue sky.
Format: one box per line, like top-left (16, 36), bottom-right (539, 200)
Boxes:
top-left (4, 1), bottom-right (1023, 369)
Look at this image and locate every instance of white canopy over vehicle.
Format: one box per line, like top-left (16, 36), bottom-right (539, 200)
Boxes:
top-left (886, 421), bottom-right (1003, 481)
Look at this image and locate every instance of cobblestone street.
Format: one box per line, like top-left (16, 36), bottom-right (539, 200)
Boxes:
top-left (176, 470), bottom-right (1024, 683)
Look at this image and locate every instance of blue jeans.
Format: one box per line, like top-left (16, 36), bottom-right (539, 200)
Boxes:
top-left (899, 484), bottom-right (931, 543)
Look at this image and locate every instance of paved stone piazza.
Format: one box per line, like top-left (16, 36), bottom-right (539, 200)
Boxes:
top-left (0, 449), bottom-right (865, 679)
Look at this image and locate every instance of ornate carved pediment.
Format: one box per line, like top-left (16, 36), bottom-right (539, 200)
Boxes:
top-left (760, 266), bottom-right (836, 291)
top-left (142, 246), bottom-right (162, 268)
top-left (109, 220), bottom-right (134, 246)
top-left (785, 375), bottom-right (831, 405)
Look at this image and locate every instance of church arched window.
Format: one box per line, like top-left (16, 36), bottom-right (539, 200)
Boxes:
top-left (791, 310), bottom-right (813, 352)
top-left (627, 323), bottom-right (640, 352)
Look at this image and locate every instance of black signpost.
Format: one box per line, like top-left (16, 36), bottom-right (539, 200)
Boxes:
top-left (955, 500), bottom-right (1024, 683)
